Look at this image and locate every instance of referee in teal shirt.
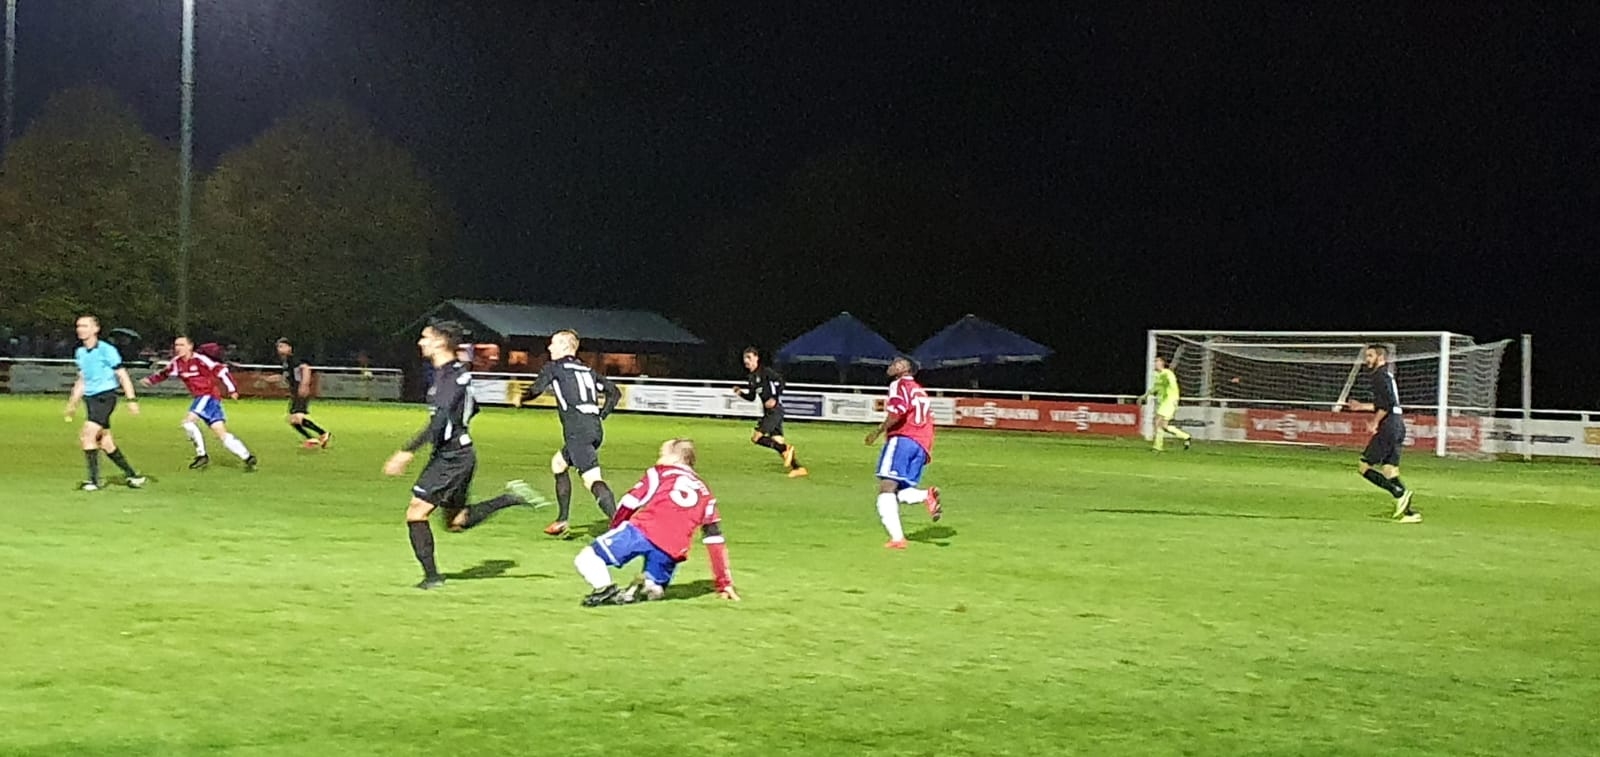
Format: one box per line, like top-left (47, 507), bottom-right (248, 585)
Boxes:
top-left (63, 315), bottom-right (146, 490)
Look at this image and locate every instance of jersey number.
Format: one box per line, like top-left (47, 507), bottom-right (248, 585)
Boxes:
top-left (669, 476), bottom-right (701, 508)
top-left (575, 372), bottom-right (599, 404)
top-left (906, 395), bottom-right (931, 425)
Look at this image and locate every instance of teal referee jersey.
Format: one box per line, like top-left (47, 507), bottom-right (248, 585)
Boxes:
top-left (75, 342), bottom-right (125, 395)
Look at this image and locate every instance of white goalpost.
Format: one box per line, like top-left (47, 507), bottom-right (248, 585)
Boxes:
top-left (1146, 330), bottom-right (1512, 458)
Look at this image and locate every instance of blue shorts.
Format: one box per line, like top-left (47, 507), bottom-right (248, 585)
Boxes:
top-left (876, 436), bottom-right (928, 489)
top-left (591, 523), bottom-right (678, 587)
top-left (188, 396), bottom-right (226, 426)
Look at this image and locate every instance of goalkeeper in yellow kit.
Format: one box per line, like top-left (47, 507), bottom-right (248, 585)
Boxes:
top-left (1139, 355), bottom-right (1193, 452)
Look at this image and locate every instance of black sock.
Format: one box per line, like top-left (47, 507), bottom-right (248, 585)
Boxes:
top-left (787, 448), bottom-right (802, 468)
top-left (291, 422), bottom-right (314, 439)
top-left (84, 449), bottom-right (101, 484)
top-left (591, 480), bottom-right (617, 518)
top-left (1389, 477), bottom-right (1407, 498)
top-left (1362, 469), bottom-right (1400, 496)
top-left (105, 447), bottom-right (137, 477)
top-left (461, 494), bottom-right (523, 530)
top-left (301, 418), bottom-right (327, 435)
top-left (755, 436), bottom-right (783, 452)
top-left (407, 520), bottom-right (438, 578)
top-left (554, 471), bottom-right (573, 521)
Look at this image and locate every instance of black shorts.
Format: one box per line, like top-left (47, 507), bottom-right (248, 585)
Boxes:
top-left (561, 428), bottom-right (605, 474)
top-left (1361, 420), bottom-right (1406, 467)
top-left (756, 407), bottom-right (785, 437)
top-left (85, 391), bottom-right (118, 429)
top-left (288, 396), bottom-right (311, 415)
top-left (412, 449), bottom-right (477, 509)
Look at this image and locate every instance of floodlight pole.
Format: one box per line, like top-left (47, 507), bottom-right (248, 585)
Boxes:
top-left (3, 0), bottom-right (16, 171)
top-left (177, 0), bottom-right (195, 333)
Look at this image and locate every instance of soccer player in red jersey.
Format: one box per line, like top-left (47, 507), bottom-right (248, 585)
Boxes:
top-left (143, 335), bottom-right (258, 471)
top-left (863, 356), bottom-right (942, 549)
top-left (572, 439), bottom-right (739, 606)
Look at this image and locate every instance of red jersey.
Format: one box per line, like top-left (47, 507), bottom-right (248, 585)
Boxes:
top-left (624, 464), bottom-right (720, 561)
top-left (148, 353), bottom-right (237, 399)
top-left (885, 376), bottom-right (936, 457)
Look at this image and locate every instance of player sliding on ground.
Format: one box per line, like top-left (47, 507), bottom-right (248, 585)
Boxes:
top-left (384, 320), bottom-right (545, 590)
top-left (733, 347), bottom-right (807, 477)
top-left (1138, 355), bottom-right (1192, 452)
top-left (516, 329), bottom-right (621, 537)
top-left (1346, 344), bottom-right (1422, 524)
top-left (863, 356), bottom-right (942, 549)
top-left (64, 314), bottom-right (147, 491)
top-left (142, 335), bottom-right (258, 472)
top-left (572, 438), bottom-right (738, 606)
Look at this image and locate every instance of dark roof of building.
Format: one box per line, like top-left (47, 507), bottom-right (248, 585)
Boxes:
top-left (415, 299), bottom-right (704, 346)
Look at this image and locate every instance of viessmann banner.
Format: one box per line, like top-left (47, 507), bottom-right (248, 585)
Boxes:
top-left (1239, 408), bottom-right (1480, 448)
top-left (950, 397), bottom-right (1143, 436)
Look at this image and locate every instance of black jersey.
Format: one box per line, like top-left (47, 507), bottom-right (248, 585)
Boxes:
top-left (1368, 364), bottom-right (1404, 426)
top-left (404, 360), bottom-right (477, 455)
top-left (737, 366), bottom-right (784, 408)
top-left (282, 354), bottom-right (311, 394)
top-left (524, 356), bottom-right (620, 431)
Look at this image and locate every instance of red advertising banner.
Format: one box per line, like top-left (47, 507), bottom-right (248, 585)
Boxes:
top-left (232, 369), bottom-right (291, 399)
top-left (952, 398), bottom-right (1143, 436)
top-left (1243, 409), bottom-right (1479, 448)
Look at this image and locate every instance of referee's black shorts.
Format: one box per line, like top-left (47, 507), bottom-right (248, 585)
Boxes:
top-left (755, 407), bottom-right (785, 437)
top-left (85, 391), bottom-right (118, 429)
top-left (1361, 420), bottom-right (1406, 467)
top-left (411, 449), bottom-right (477, 509)
top-left (288, 396), bottom-right (312, 416)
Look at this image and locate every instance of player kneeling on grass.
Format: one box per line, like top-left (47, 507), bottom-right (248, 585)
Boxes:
top-left (572, 439), bottom-right (738, 606)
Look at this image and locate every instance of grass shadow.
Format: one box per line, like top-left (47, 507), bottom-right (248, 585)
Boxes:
top-left (661, 579), bottom-right (717, 601)
top-left (443, 559), bottom-right (552, 581)
top-left (1089, 507), bottom-right (1330, 522)
top-left (908, 525), bottom-right (958, 546)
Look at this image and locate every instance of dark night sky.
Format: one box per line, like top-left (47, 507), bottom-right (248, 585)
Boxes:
top-left (10, 2), bottom-right (1600, 406)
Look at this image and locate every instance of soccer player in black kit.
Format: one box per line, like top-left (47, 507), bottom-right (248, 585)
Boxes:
top-left (1346, 345), bottom-right (1422, 524)
top-left (517, 329), bottom-right (622, 537)
top-left (733, 347), bottom-right (808, 477)
top-left (276, 338), bottom-right (331, 448)
top-left (383, 321), bottom-right (535, 589)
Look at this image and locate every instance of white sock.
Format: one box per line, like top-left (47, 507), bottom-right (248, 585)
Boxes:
top-left (183, 421), bottom-right (206, 456)
top-left (222, 434), bottom-right (251, 461)
top-left (897, 487), bottom-right (928, 505)
top-left (574, 547), bottom-right (612, 589)
top-left (877, 493), bottom-right (905, 541)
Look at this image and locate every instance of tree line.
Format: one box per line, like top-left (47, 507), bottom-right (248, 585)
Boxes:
top-left (0, 87), bottom-right (450, 360)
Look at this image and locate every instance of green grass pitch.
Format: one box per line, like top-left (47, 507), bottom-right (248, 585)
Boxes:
top-left (2, 396), bottom-right (1598, 756)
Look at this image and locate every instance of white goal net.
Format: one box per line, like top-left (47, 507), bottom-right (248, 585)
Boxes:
top-left (1148, 331), bottom-right (1511, 457)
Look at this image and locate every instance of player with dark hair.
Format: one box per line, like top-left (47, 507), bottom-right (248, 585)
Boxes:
top-left (63, 314), bottom-right (146, 491)
top-left (276, 338), bottom-right (331, 448)
top-left (863, 356), bottom-right (942, 548)
top-left (1138, 355), bottom-right (1193, 452)
top-left (1346, 345), bottom-right (1422, 524)
top-left (573, 438), bottom-right (738, 606)
top-left (517, 329), bottom-right (622, 537)
top-left (383, 321), bottom-right (538, 589)
top-left (143, 335), bottom-right (257, 471)
top-left (733, 347), bottom-right (808, 477)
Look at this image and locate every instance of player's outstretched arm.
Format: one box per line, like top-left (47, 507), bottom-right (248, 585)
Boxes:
top-left (701, 522), bottom-right (737, 600)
